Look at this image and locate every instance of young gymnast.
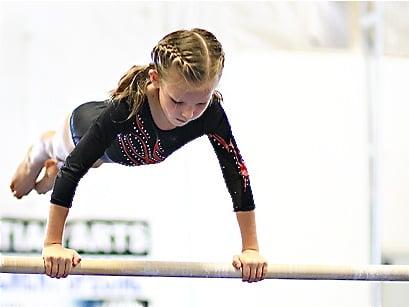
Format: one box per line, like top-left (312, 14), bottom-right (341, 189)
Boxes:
top-left (10, 28), bottom-right (267, 282)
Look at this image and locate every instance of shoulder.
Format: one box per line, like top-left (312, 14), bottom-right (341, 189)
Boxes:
top-left (106, 98), bottom-right (133, 123)
top-left (201, 90), bottom-right (230, 132)
top-left (203, 90), bottom-right (225, 117)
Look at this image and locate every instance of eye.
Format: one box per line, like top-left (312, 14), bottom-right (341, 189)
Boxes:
top-left (171, 98), bottom-right (183, 105)
top-left (198, 100), bottom-right (211, 106)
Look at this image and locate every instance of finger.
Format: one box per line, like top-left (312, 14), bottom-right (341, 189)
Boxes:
top-left (73, 252), bottom-right (82, 267)
top-left (62, 258), bottom-right (72, 278)
top-left (255, 264), bottom-right (263, 281)
top-left (50, 258), bottom-right (57, 278)
top-left (57, 258), bottom-right (66, 278)
top-left (261, 262), bottom-right (268, 280)
top-left (44, 257), bottom-right (52, 277)
top-left (249, 264), bottom-right (257, 282)
top-left (256, 263), bottom-right (264, 281)
top-left (242, 264), bottom-right (251, 282)
top-left (232, 256), bottom-right (242, 270)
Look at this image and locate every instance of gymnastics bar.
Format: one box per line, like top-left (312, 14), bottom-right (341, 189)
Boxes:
top-left (2, 256), bottom-right (409, 281)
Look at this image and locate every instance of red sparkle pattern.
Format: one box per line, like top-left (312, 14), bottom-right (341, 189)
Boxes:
top-left (209, 133), bottom-right (249, 192)
top-left (118, 115), bottom-right (165, 166)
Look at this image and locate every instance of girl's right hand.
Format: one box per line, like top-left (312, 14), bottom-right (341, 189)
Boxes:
top-left (42, 243), bottom-right (81, 278)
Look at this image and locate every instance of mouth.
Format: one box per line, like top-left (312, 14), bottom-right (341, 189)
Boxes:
top-left (176, 118), bottom-right (187, 124)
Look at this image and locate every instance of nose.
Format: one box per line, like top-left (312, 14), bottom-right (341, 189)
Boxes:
top-left (181, 105), bottom-right (195, 120)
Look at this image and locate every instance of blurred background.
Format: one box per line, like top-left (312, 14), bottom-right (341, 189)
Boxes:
top-left (1, 1), bottom-right (409, 306)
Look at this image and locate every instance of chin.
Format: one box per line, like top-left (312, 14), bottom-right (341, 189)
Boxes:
top-left (174, 121), bottom-right (188, 127)
top-left (171, 118), bottom-right (190, 126)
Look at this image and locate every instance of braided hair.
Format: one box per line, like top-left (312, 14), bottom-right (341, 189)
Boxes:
top-left (110, 29), bottom-right (225, 118)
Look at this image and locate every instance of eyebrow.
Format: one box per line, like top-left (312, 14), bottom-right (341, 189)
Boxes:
top-left (169, 94), bottom-right (211, 105)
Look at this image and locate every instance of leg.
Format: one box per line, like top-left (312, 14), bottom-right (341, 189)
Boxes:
top-left (35, 152), bottom-right (106, 195)
top-left (10, 115), bottom-right (74, 198)
top-left (34, 156), bottom-right (60, 195)
top-left (10, 143), bottom-right (46, 199)
top-left (34, 115), bottom-right (75, 194)
top-left (33, 114), bottom-right (106, 195)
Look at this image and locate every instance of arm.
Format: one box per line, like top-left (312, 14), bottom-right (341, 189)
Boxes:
top-left (51, 101), bottom-right (128, 208)
top-left (233, 210), bottom-right (267, 283)
top-left (236, 210), bottom-right (259, 252)
top-left (42, 204), bottom-right (81, 278)
top-left (204, 102), bottom-right (266, 282)
top-left (43, 102), bottom-right (129, 278)
top-left (43, 101), bottom-right (129, 279)
top-left (44, 204), bottom-right (69, 245)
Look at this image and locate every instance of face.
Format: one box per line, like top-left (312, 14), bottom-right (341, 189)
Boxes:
top-left (149, 69), bottom-right (217, 127)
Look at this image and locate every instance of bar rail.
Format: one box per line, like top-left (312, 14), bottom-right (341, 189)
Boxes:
top-left (2, 256), bottom-right (409, 281)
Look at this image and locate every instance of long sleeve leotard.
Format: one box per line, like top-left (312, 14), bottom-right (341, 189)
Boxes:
top-left (51, 95), bottom-right (255, 212)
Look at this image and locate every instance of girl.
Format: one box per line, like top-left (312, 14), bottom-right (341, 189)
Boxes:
top-left (10, 29), bottom-right (267, 282)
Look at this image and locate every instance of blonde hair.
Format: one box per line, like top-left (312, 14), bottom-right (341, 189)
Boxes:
top-left (110, 28), bottom-right (225, 118)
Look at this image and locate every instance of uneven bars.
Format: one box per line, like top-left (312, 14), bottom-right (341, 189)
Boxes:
top-left (1, 256), bottom-right (409, 281)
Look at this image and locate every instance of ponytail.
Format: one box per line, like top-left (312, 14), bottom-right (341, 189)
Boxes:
top-left (110, 64), bottom-right (153, 119)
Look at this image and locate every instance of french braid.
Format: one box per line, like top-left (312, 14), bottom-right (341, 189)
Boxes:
top-left (111, 29), bottom-right (225, 118)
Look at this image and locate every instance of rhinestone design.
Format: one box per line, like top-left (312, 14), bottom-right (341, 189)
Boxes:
top-left (117, 114), bottom-right (165, 166)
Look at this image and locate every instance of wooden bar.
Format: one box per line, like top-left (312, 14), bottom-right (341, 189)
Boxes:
top-left (2, 256), bottom-right (409, 281)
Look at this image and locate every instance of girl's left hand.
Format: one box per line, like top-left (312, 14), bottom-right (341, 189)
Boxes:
top-left (232, 250), bottom-right (268, 282)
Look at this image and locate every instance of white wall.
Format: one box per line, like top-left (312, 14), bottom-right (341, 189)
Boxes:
top-left (380, 57), bottom-right (409, 256)
top-left (0, 2), bottom-right (393, 306)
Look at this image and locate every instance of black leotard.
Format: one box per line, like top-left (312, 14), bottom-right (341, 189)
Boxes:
top-left (51, 96), bottom-right (255, 212)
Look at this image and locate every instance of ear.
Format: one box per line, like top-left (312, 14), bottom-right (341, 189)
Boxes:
top-left (148, 69), bottom-right (160, 89)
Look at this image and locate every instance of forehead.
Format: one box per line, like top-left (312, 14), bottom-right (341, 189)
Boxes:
top-left (164, 79), bottom-right (216, 103)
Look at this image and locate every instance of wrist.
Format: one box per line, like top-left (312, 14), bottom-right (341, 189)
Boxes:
top-left (43, 241), bottom-right (62, 247)
top-left (242, 247), bottom-right (259, 253)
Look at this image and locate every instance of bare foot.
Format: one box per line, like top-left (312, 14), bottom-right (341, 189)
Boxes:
top-left (10, 146), bottom-right (44, 199)
top-left (35, 159), bottom-right (59, 194)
